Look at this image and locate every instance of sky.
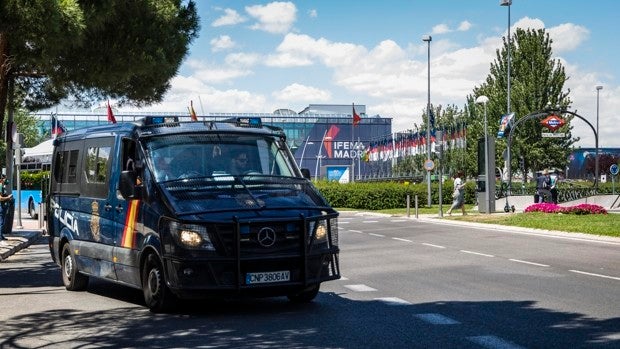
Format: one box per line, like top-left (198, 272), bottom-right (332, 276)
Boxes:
top-left (123, 0), bottom-right (619, 148)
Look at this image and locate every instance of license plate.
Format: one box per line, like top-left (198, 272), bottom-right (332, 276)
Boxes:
top-left (246, 270), bottom-right (290, 284)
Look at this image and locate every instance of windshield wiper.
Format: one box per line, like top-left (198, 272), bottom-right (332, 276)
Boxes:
top-left (233, 175), bottom-right (266, 209)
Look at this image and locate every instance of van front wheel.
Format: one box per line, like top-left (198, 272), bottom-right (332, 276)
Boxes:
top-left (61, 243), bottom-right (88, 291)
top-left (142, 254), bottom-right (176, 312)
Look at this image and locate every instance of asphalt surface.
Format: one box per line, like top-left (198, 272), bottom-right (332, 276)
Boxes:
top-left (1, 201), bottom-right (618, 263)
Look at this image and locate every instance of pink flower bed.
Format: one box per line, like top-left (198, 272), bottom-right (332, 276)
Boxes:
top-left (524, 203), bottom-right (607, 215)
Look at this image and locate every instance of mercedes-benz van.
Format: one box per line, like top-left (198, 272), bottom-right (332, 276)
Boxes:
top-left (47, 116), bottom-right (339, 312)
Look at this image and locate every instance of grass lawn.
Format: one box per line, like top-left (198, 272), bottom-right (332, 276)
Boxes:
top-left (337, 206), bottom-right (620, 238)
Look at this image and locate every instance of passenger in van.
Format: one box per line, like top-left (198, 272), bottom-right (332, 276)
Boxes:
top-left (229, 150), bottom-right (250, 175)
top-left (154, 156), bottom-right (172, 181)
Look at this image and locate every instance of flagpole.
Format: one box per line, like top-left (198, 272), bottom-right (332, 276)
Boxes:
top-left (351, 103), bottom-right (355, 182)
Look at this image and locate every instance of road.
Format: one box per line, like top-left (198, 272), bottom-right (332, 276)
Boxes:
top-left (0, 212), bottom-right (618, 348)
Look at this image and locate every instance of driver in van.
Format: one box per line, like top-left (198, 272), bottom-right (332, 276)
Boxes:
top-left (229, 150), bottom-right (249, 175)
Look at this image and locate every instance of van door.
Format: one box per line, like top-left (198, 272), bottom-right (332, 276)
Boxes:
top-left (79, 137), bottom-right (118, 280)
top-left (113, 138), bottom-right (143, 287)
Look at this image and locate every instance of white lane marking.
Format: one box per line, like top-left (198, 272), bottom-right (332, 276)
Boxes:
top-left (392, 237), bottom-right (413, 243)
top-left (339, 221), bottom-right (350, 224)
top-left (339, 276), bottom-right (349, 280)
top-left (422, 243), bottom-right (446, 249)
top-left (460, 250), bottom-right (495, 258)
top-left (344, 284), bottom-right (377, 292)
top-left (467, 335), bottom-right (525, 349)
top-left (391, 219), bottom-right (408, 222)
top-left (363, 220), bottom-right (379, 223)
top-left (368, 233), bottom-right (385, 238)
top-left (425, 219), bottom-right (620, 246)
top-left (509, 259), bottom-right (550, 267)
top-left (569, 270), bottom-right (620, 281)
top-left (415, 313), bottom-right (460, 325)
top-left (375, 297), bottom-right (412, 306)
top-left (349, 230), bottom-right (364, 234)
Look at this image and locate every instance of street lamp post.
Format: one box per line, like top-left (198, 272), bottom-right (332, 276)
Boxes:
top-left (299, 135), bottom-right (313, 168)
top-left (476, 95), bottom-right (491, 214)
top-left (315, 130), bottom-right (330, 181)
top-left (501, 0), bottom-right (512, 114)
top-left (423, 34), bottom-right (432, 207)
top-left (595, 85), bottom-right (603, 187)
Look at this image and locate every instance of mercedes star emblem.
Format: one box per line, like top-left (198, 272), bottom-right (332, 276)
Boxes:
top-left (257, 227), bottom-right (276, 248)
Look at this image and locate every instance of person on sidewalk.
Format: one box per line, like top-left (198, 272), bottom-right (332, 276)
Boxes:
top-left (0, 174), bottom-right (14, 240)
top-left (447, 171), bottom-right (466, 216)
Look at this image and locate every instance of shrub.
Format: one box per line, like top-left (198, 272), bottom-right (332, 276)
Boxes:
top-left (524, 203), bottom-right (607, 215)
top-left (314, 180), bottom-right (475, 210)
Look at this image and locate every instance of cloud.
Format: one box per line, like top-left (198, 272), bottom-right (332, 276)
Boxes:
top-left (458, 21), bottom-right (472, 31)
top-left (210, 35), bottom-right (236, 52)
top-left (246, 1), bottom-right (297, 34)
top-left (432, 24), bottom-right (450, 35)
top-left (272, 33), bottom-right (367, 68)
top-left (547, 23), bottom-right (589, 53)
top-left (273, 83), bottom-right (331, 102)
top-left (431, 21), bottom-right (472, 35)
top-left (212, 8), bottom-right (246, 27)
top-left (225, 52), bottom-right (261, 67)
top-left (186, 59), bottom-right (253, 84)
top-left (308, 9), bottom-right (317, 18)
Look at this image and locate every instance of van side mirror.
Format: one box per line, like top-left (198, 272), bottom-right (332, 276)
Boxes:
top-left (300, 168), bottom-right (311, 179)
top-left (120, 171), bottom-right (143, 199)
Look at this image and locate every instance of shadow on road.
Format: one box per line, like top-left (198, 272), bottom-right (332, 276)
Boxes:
top-left (1, 241), bottom-right (619, 348)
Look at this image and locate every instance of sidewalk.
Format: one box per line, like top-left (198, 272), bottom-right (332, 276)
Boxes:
top-left (0, 211), bottom-right (44, 262)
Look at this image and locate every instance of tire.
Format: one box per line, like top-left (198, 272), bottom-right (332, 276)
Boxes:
top-left (287, 283), bottom-right (320, 303)
top-left (29, 200), bottom-right (38, 219)
top-left (61, 243), bottom-right (88, 291)
top-left (142, 254), bottom-right (176, 312)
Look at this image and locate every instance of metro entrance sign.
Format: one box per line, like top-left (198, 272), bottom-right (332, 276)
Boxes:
top-left (540, 114), bottom-right (565, 131)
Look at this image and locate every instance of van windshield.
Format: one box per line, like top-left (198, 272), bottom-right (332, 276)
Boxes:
top-left (144, 134), bottom-right (297, 182)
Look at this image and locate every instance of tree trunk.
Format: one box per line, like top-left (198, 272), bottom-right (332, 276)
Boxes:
top-left (0, 31), bottom-right (9, 132)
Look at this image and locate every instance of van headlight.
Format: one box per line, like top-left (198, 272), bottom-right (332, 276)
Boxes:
top-left (309, 214), bottom-right (338, 247)
top-left (170, 222), bottom-right (215, 250)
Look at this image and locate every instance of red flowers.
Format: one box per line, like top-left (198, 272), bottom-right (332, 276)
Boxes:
top-left (524, 203), bottom-right (607, 215)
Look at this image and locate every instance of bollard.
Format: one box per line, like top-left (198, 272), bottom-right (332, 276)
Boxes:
top-left (415, 195), bottom-right (419, 219)
top-left (406, 194), bottom-right (410, 217)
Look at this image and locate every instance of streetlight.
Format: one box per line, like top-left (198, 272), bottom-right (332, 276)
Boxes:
top-left (298, 135), bottom-right (313, 168)
top-left (500, 0), bottom-right (512, 114)
top-left (422, 34), bottom-right (432, 207)
top-left (595, 85), bottom-right (603, 187)
top-left (476, 95), bottom-right (491, 214)
top-left (315, 130), bottom-right (331, 180)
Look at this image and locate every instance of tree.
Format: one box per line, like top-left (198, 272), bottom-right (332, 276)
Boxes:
top-left (468, 28), bottom-right (574, 184)
top-left (0, 0), bottom-right (199, 169)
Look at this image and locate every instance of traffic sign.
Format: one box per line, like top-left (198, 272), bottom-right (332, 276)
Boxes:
top-left (611, 164), bottom-right (619, 176)
top-left (424, 159), bottom-right (435, 171)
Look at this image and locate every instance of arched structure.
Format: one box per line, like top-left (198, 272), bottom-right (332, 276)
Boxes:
top-left (504, 108), bottom-right (597, 212)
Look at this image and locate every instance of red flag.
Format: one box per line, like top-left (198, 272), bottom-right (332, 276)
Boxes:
top-left (189, 100), bottom-right (198, 121)
top-left (107, 100), bottom-right (117, 123)
top-left (352, 104), bottom-right (361, 126)
top-left (51, 114), bottom-right (67, 137)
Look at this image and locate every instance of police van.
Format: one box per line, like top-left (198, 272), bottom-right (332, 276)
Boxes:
top-left (47, 116), bottom-right (340, 312)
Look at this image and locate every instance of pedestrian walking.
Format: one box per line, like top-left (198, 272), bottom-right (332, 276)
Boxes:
top-left (447, 171), bottom-right (466, 216)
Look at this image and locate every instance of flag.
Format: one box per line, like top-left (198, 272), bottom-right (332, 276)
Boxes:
top-left (51, 114), bottom-right (67, 137)
top-left (189, 100), bottom-right (198, 121)
top-left (352, 103), bottom-right (361, 126)
top-left (107, 100), bottom-right (117, 123)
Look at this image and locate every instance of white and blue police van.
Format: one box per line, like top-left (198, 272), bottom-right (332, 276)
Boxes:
top-left (47, 116), bottom-right (340, 312)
